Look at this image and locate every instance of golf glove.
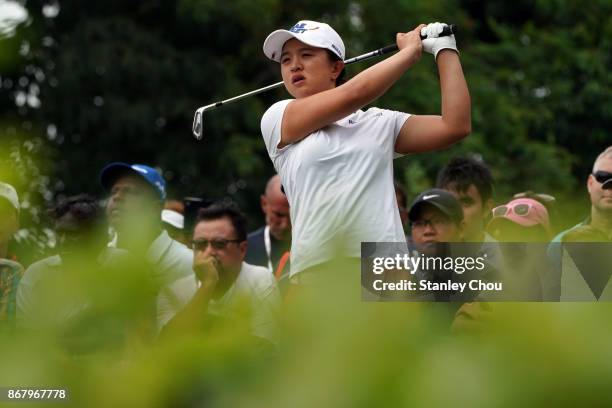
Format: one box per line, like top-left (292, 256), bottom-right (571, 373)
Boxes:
top-left (421, 22), bottom-right (458, 60)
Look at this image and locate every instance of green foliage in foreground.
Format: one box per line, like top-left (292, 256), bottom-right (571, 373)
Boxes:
top-left (3, 261), bottom-right (612, 407)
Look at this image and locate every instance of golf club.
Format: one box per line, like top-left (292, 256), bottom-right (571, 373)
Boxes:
top-left (192, 24), bottom-right (457, 140)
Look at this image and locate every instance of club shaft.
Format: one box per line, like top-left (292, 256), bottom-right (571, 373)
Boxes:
top-left (193, 24), bottom-right (457, 138)
top-left (200, 45), bottom-right (395, 112)
top-left (199, 24), bottom-right (456, 113)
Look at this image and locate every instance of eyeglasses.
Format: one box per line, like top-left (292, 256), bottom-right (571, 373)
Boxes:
top-left (411, 217), bottom-right (451, 229)
top-left (191, 238), bottom-right (242, 251)
top-left (593, 171), bottom-right (612, 186)
top-left (492, 203), bottom-right (532, 218)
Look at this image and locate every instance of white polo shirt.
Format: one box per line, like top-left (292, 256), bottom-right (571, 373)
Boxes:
top-left (165, 262), bottom-right (280, 343)
top-left (261, 100), bottom-right (410, 276)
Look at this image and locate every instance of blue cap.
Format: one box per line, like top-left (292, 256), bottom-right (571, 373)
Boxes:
top-left (100, 162), bottom-right (166, 201)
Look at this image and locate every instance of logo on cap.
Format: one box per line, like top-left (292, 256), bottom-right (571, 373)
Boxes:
top-left (132, 165), bottom-right (149, 174)
top-left (423, 194), bottom-right (439, 200)
top-left (289, 23), bottom-right (320, 34)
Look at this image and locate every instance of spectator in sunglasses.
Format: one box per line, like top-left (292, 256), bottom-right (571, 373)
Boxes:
top-left (550, 146), bottom-right (612, 245)
top-left (163, 202), bottom-right (280, 344)
top-left (545, 146), bottom-right (612, 300)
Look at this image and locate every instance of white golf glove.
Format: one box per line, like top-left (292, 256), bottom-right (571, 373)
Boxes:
top-left (421, 22), bottom-right (458, 60)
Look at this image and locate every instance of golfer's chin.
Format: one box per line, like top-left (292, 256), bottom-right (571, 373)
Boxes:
top-left (286, 82), bottom-right (322, 99)
top-left (287, 86), bottom-right (309, 99)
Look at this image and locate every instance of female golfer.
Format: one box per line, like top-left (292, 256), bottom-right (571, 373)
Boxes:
top-left (261, 20), bottom-right (470, 281)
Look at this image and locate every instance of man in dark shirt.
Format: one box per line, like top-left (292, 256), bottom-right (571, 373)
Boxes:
top-left (245, 175), bottom-right (291, 278)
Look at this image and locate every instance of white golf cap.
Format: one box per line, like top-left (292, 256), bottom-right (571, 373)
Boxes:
top-left (161, 209), bottom-right (184, 229)
top-left (263, 20), bottom-right (345, 62)
top-left (0, 182), bottom-right (19, 213)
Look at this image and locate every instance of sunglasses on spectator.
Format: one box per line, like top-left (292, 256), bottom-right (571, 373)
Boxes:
top-left (492, 203), bottom-right (535, 218)
top-left (593, 171), bottom-right (612, 186)
top-left (191, 238), bottom-right (242, 251)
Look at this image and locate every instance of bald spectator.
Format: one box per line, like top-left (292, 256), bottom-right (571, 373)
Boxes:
top-left (552, 146), bottom-right (612, 243)
top-left (245, 175), bottom-right (291, 278)
top-left (547, 146), bottom-right (612, 300)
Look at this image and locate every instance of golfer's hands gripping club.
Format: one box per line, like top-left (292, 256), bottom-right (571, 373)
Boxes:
top-left (395, 24), bottom-right (427, 64)
top-left (421, 22), bottom-right (458, 59)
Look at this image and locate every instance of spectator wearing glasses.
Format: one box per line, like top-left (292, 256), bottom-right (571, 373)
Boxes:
top-left (546, 146), bottom-right (612, 300)
top-left (553, 146), bottom-right (612, 243)
top-left (163, 202), bottom-right (280, 344)
top-left (408, 188), bottom-right (465, 254)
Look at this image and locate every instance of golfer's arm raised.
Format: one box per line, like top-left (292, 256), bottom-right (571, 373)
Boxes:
top-left (279, 25), bottom-right (426, 147)
top-left (394, 50), bottom-right (471, 154)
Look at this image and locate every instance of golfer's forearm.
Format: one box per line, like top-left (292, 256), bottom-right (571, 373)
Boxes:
top-left (281, 48), bottom-right (419, 144)
top-left (346, 47), bottom-right (419, 105)
top-left (437, 51), bottom-right (471, 136)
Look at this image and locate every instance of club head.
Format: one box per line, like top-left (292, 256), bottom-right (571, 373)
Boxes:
top-left (192, 108), bottom-right (204, 140)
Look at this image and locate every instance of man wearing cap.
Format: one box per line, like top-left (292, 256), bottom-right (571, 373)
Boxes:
top-left (100, 163), bottom-right (197, 330)
top-left (245, 175), bottom-right (291, 279)
top-left (0, 182), bottom-right (23, 324)
top-left (408, 188), bottom-right (465, 253)
top-left (408, 189), bottom-right (504, 306)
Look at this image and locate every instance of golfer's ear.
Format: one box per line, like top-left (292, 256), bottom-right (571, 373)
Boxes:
top-left (332, 60), bottom-right (344, 76)
top-left (260, 195), bottom-right (267, 212)
top-left (239, 240), bottom-right (248, 257)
